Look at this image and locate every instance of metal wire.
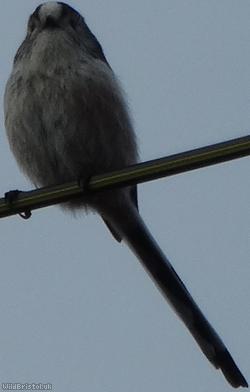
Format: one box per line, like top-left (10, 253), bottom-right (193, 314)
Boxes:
top-left (0, 135), bottom-right (249, 219)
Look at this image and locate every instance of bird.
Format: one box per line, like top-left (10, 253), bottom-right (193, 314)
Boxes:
top-left (4, 2), bottom-right (248, 388)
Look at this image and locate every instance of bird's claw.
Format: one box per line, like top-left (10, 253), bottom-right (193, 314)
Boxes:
top-left (4, 189), bottom-right (32, 220)
top-left (78, 177), bottom-right (91, 194)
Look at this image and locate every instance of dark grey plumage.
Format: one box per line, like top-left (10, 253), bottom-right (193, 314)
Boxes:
top-left (4, 2), bottom-right (248, 388)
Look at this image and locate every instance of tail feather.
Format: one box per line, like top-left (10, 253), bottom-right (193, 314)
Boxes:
top-left (106, 203), bottom-right (248, 388)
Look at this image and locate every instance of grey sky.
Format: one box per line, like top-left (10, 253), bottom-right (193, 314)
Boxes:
top-left (0, 1), bottom-right (249, 391)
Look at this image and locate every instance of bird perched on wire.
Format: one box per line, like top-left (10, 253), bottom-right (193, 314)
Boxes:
top-left (4, 2), bottom-right (248, 388)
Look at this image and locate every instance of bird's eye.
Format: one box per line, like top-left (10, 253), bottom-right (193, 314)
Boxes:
top-left (69, 18), bottom-right (76, 29)
top-left (69, 14), bottom-right (81, 30)
top-left (28, 20), bottom-right (36, 33)
top-left (28, 14), bottom-right (39, 34)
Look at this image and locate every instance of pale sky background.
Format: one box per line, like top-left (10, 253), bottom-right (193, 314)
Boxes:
top-left (0, 1), bottom-right (249, 391)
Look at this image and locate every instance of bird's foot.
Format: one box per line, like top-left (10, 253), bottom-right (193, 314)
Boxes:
top-left (5, 189), bottom-right (32, 220)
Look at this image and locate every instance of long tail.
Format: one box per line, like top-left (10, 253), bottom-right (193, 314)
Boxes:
top-left (105, 202), bottom-right (248, 388)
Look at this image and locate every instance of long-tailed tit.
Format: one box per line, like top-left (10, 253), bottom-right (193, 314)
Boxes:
top-left (4, 2), bottom-right (248, 388)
